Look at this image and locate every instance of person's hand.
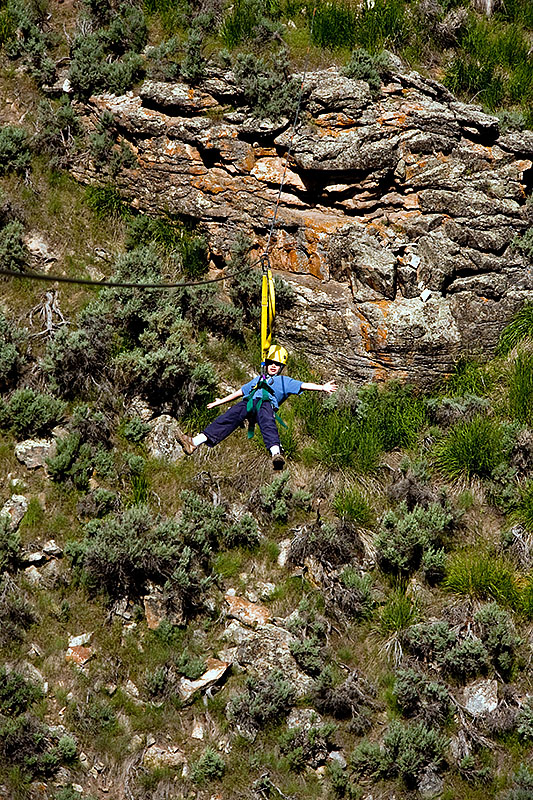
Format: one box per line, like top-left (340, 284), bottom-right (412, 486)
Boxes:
top-left (322, 381), bottom-right (337, 394)
top-left (207, 399), bottom-right (220, 409)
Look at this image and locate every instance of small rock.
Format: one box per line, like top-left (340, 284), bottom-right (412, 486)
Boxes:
top-left (40, 559), bottom-right (62, 587)
top-left (24, 565), bottom-right (42, 585)
top-left (420, 288), bottom-right (432, 302)
top-left (71, 784), bottom-right (83, 793)
top-left (191, 718), bottom-right (204, 739)
top-left (29, 643), bottom-right (43, 658)
top-left (418, 767), bottom-right (444, 798)
top-left (178, 658), bottom-right (231, 703)
top-left (143, 583), bottom-right (185, 629)
top-left (79, 753), bottom-right (89, 769)
top-left (1, 494), bottom-right (29, 530)
top-left (328, 751), bottom-right (347, 769)
top-left (125, 679), bottom-right (140, 698)
top-left (129, 734), bottom-right (144, 752)
top-left (68, 632), bottom-right (92, 648)
top-left (464, 678), bottom-right (498, 717)
top-left (225, 594), bottom-right (271, 626)
top-left (15, 439), bottom-right (56, 469)
top-left (25, 551), bottom-right (46, 565)
top-left (277, 538), bottom-right (291, 567)
top-left (287, 708), bottom-right (322, 731)
top-left (146, 415), bottom-right (186, 462)
top-left (7, 473), bottom-right (26, 489)
top-left (143, 745), bottom-right (186, 769)
top-left (65, 646), bottom-right (93, 666)
top-left (43, 539), bottom-right (63, 557)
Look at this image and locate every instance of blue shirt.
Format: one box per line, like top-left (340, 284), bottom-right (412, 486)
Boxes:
top-left (240, 374), bottom-right (303, 410)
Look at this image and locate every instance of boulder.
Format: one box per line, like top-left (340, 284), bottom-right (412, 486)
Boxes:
top-left (1, 495), bottom-right (28, 530)
top-left (70, 63), bottom-right (533, 385)
top-left (463, 678), bottom-right (498, 717)
top-left (177, 658), bottom-right (231, 703)
top-left (145, 415), bottom-right (186, 462)
top-left (225, 593), bottom-right (272, 626)
top-left (15, 439), bottom-right (56, 470)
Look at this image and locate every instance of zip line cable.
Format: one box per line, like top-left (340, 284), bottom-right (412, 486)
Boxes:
top-left (0, 255), bottom-right (262, 290)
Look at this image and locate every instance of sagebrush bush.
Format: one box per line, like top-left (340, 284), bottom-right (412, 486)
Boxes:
top-left (394, 668), bottom-right (450, 724)
top-left (351, 719), bottom-right (446, 788)
top-left (0, 577), bottom-right (35, 646)
top-left (257, 471), bottom-right (311, 522)
top-left (228, 670), bottom-right (295, 734)
top-left (517, 697), bottom-right (533, 740)
top-left (343, 47), bottom-right (390, 92)
top-left (0, 516), bottom-right (21, 573)
top-left (0, 311), bottom-right (25, 392)
top-left (289, 521), bottom-right (359, 568)
top-left (0, 219), bottom-right (29, 272)
top-left (501, 765), bottom-right (533, 800)
top-left (191, 746), bottom-right (225, 784)
top-left (312, 668), bottom-right (376, 734)
top-left (442, 637), bottom-right (490, 681)
top-left (233, 50), bottom-right (300, 120)
top-left (475, 602), bottom-right (521, 679)
top-left (0, 715), bottom-right (59, 778)
top-left (0, 388), bottom-right (65, 438)
top-left (279, 721), bottom-right (336, 772)
top-left (0, 125), bottom-right (31, 174)
top-left (375, 501), bottom-right (452, 574)
top-left (0, 667), bottom-right (43, 716)
top-left (290, 636), bottom-right (324, 677)
top-left (33, 99), bottom-right (82, 168)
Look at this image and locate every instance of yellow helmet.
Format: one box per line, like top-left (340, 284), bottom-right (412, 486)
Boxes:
top-left (266, 345), bottom-right (288, 365)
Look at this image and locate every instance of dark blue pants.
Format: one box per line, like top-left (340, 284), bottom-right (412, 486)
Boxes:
top-left (202, 399), bottom-right (280, 450)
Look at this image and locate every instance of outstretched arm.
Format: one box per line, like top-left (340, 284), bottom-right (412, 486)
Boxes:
top-left (207, 389), bottom-right (243, 409)
top-left (301, 380), bottom-right (337, 394)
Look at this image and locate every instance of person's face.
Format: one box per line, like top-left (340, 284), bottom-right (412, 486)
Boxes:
top-left (267, 361), bottom-right (282, 376)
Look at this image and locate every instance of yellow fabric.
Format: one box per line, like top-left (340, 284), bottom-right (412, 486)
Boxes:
top-left (261, 268), bottom-right (276, 364)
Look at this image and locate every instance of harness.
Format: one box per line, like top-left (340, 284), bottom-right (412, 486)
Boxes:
top-left (245, 376), bottom-right (287, 439)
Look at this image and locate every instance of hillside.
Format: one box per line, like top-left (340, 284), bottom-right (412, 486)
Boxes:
top-left (1, 1), bottom-right (533, 799)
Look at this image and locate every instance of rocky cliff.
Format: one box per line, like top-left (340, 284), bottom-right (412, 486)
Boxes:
top-left (71, 63), bottom-right (533, 384)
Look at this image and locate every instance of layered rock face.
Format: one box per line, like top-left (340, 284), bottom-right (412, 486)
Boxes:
top-left (72, 65), bottom-right (533, 384)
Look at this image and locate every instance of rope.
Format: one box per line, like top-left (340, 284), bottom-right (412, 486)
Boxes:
top-left (0, 255), bottom-right (262, 290)
top-left (263, 7), bottom-right (317, 256)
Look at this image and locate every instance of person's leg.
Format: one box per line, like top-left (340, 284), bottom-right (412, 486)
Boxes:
top-left (256, 402), bottom-right (285, 469)
top-left (177, 401), bottom-right (249, 455)
top-left (201, 401), bottom-right (249, 446)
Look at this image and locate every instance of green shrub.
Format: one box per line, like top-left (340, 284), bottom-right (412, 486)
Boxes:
top-left (279, 722), bottom-right (336, 772)
top-left (352, 720), bottom-right (446, 788)
top-left (34, 99), bottom-right (82, 168)
top-left (0, 125), bottom-right (31, 175)
top-left (434, 415), bottom-right (510, 479)
top-left (0, 220), bottom-right (29, 272)
top-left (233, 50), bottom-right (300, 120)
top-left (228, 670), bottom-right (295, 732)
top-left (517, 698), bottom-right (533, 740)
top-left (474, 602), bottom-right (520, 679)
top-left (442, 637), bottom-right (490, 681)
top-left (0, 516), bottom-right (21, 573)
top-left (0, 715), bottom-right (59, 778)
top-left (290, 636), bottom-right (324, 676)
top-left (56, 735), bottom-right (77, 762)
top-left (43, 311), bottom-right (114, 399)
top-left (0, 577), bottom-right (35, 646)
top-left (393, 668), bottom-right (450, 724)
top-left (0, 668), bottom-right (43, 716)
top-left (259, 471), bottom-right (310, 522)
top-left (288, 520), bottom-right (356, 568)
top-left (508, 351), bottom-right (533, 424)
top-left (421, 547), bottom-right (446, 585)
top-left (67, 694), bottom-right (118, 737)
top-left (122, 416), bottom-right (150, 443)
top-left (311, 1), bottom-right (357, 50)
top-left (337, 569), bottom-right (374, 619)
top-left (0, 388), bottom-right (65, 438)
top-left (190, 746), bottom-right (225, 784)
top-left (404, 620), bottom-right (457, 663)
top-left (0, 311), bottom-right (25, 392)
top-left (498, 302), bottom-right (533, 355)
top-left (175, 649), bottom-right (206, 680)
top-left (375, 501), bottom-right (452, 574)
top-left (444, 550), bottom-right (520, 607)
top-left (343, 48), bottom-right (390, 92)
top-left (501, 765), bottom-right (533, 800)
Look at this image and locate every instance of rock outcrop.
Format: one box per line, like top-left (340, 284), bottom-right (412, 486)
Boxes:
top-left (71, 64), bottom-right (533, 384)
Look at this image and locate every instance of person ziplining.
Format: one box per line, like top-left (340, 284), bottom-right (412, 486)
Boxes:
top-left (176, 344), bottom-right (337, 470)
top-left (177, 256), bottom-right (337, 470)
